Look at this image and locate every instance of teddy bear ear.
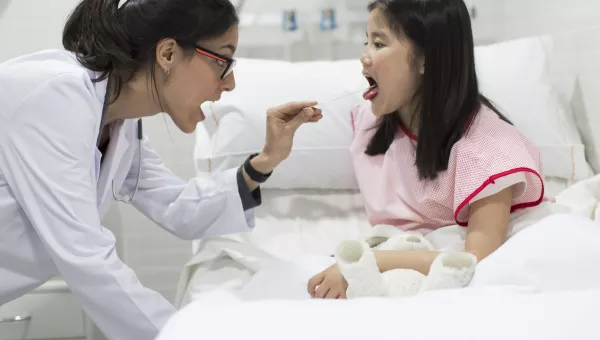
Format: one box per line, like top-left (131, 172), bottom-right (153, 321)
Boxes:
top-left (366, 236), bottom-right (388, 248)
top-left (362, 224), bottom-right (403, 247)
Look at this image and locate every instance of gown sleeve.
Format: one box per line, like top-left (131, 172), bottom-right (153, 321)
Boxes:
top-left (452, 114), bottom-right (545, 226)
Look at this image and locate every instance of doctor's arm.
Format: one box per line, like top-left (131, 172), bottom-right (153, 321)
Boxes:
top-left (124, 137), bottom-right (258, 240)
top-left (0, 75), bottom-right (174, 339)
top-left (126, 102), bottom-right (322, 240)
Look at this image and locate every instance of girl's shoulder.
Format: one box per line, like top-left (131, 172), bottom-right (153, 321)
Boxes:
top-left (454, 106), bottom-right (540, 159)
top-left (450, 106), bottom-right (545, 225)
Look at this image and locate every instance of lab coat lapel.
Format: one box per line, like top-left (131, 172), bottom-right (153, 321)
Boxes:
top-left (97, 120), bottom-right (133, 217)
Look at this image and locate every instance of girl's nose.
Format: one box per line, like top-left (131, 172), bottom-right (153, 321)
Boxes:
top-left (360, 53), bottom-right (372, 67)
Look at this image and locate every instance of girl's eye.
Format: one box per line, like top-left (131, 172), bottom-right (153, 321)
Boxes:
top-left (215, 59), bottom-right (226, 67)
top-left (364, 41), bottom-right (384, 48)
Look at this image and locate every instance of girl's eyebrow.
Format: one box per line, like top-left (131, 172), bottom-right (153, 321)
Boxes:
top-left (366, 31), bottom-right (386, 39)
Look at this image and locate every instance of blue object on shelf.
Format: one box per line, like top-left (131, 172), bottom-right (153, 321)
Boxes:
top-left (320, 8), bottom-right (337, 31)
top-left (282, 10), bottom-right (298, 31)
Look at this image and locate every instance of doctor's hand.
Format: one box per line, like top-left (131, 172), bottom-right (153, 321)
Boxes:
top-left (307, 264), bottom-right (348, 299)
top-left (250, 101), bottom-right (323, 174)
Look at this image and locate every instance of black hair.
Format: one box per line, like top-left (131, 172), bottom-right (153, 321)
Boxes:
top-left (63, 0), bottom-right (239, 102)
top-left (365, 0), bottom-right (510, 180)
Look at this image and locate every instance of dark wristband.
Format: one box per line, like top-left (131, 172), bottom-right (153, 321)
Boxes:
top-left (243, 153), bottom-right (272, 183)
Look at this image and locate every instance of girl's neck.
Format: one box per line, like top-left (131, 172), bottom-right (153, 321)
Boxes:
top-left (396, 103), bottom-right (420, 135)
top-left (105, 73), bottom-right (161, 127)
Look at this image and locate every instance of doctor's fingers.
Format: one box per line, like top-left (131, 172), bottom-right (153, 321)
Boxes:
top-left (306, 111), bottom-right (324, 123)
top-left (271, 101), bottom-right (318, 115)
top-left (288, 107), bottom-right (322, 130)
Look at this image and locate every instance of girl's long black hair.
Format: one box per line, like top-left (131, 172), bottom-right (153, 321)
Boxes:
top-left (365, 0), bottom-right (510, 180)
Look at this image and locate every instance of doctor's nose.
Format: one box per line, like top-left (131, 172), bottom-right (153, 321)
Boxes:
top-left (221, 72), bottom-right (236, 92)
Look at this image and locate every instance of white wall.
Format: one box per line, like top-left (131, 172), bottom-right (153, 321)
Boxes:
top-left (233, 0), bottom-right (600, 61)
top-left (0, 0), bottom-right (79, 61)
top-left (493, 0), bottom-right (600, 41)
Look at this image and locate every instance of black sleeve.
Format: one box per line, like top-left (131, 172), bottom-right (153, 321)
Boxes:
top-left (236, 166), bottom-right (262, 210)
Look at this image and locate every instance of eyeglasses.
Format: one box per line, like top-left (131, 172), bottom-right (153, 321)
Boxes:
top-left (195, 45), bottom-right (236, 80)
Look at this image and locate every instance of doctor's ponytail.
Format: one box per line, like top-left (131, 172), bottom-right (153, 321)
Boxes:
top-left (63, 0), bottom-right (239, 102)
top-left (63, 0), bottom-right (133, 99)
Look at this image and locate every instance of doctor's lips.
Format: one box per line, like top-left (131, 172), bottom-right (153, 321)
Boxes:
top-left (363, 77), bottom-right (379, 100)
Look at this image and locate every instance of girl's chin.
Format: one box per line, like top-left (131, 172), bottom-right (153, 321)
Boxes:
top-left (370, 101), bottom-right (390, 117)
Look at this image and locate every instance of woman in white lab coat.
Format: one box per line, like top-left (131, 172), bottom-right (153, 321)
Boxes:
top-left (0, 0), bottom-right (322, 339)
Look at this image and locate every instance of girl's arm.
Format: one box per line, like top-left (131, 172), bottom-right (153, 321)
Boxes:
top-left (374, 186), bottom-right (513, 275)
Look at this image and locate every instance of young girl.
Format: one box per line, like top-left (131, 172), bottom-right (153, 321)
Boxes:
top-left (308, 0), bottom-right (546, 299)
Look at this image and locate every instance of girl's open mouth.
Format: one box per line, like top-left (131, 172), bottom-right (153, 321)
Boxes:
top-left (363, 77), bottom-right (379, 100)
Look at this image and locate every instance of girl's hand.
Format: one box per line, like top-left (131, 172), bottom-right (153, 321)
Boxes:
top-left (255, 101), bottom-right (323, 172)
top-left (307, 264), bottom-right (348, 299)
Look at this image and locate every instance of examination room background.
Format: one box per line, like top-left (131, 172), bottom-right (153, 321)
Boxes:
top-left (1, 0), bottom-right (599, 308)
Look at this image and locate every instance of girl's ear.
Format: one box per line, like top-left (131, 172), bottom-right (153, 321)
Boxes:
top-left (420, 59), bottom-right (425, 75)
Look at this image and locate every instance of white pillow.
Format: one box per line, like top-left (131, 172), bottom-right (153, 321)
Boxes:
top-left (544, 26), bottom-right (600, 175)
top-left (476, 36), bottom-right (593, 181)
top-left (194, 36), bottom-right (592, 189)
top-left (195, 58), bottom-right (367, 189)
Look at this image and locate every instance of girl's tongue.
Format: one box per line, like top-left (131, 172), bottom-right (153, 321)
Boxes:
top-left (363, 85), bottom-right (379, 100)
top-left (363, 77), bottom-right (379, 100)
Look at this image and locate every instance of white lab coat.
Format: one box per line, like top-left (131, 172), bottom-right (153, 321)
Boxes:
top-left (0, 50), bottom-right (254, 339)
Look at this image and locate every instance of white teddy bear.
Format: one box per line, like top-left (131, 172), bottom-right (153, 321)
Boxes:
top-left (334, 225), bottom-right (477, 298)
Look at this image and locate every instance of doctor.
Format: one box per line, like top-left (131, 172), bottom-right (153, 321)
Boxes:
top-left (0, 0), bottom-right (322, 339)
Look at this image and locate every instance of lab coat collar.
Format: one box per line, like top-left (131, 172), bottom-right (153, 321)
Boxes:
top-left (89, 71), bottom-right (109, 107)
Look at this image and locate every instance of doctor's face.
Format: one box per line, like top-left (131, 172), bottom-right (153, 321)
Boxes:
top-left (160, 26), bottom-right (238, 133)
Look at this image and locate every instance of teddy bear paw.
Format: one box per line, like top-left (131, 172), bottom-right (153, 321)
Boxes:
top-left (335, 240), bottom-right (387, 298)
top-left (419, 252), bottom-right (477, 292)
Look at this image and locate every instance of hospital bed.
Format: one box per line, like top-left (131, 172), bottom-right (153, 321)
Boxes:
top-left (159, 26), bottom-right (600, 340)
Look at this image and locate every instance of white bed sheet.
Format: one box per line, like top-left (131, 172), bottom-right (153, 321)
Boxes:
top-left (167, 177), bottom-right (600, 339)
top-left (164, 212), bottom-right (600, 340)
top-left (160, 286), bottom-right (600, 340)
top-left (175, 176), bottom-right (596, 308)
top-left (178, 189), bottom-right (368, 307)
